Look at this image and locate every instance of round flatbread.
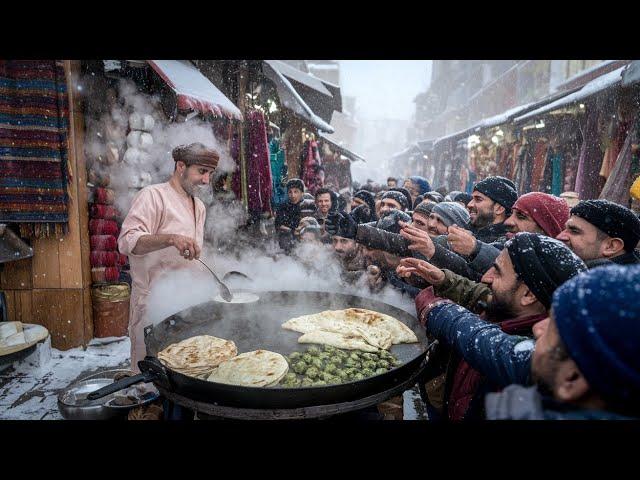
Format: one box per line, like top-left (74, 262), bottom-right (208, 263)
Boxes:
top-left (158, 335), bottom-right (237, 378)
top-left (207, 350), bottom-right (288, 387)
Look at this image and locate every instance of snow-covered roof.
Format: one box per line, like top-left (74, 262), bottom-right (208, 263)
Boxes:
top-left (471, 102), bottom-right (536, 131)
top-left (265, 60), bottom-right (333, 96)
top-left (148, 60), bottom-right (242, 120)
top-left (262, 61), bottom-right (334, 133)
top-left (319, 133), bottom-right (365, 162)
top-left (514, 67), bottom-right (625, 124)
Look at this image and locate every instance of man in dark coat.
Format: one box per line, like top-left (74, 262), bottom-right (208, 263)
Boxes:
top-left (274, 178), bottom-right (305, 253)
top-left (556, 199), bottom-right (640, 266)
top-left (485, 264), bottom-right (640, 420)
top-left (408, 233), bottom-right (586, 421)
top-left (466, 176), bottom-right (518, 244)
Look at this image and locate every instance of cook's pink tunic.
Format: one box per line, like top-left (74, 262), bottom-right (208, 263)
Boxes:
top-left (118, 182), bottom-right (205, 371)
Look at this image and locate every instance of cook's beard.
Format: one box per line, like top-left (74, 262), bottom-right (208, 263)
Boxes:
top-left (181, 177), bottom-right (211, 202)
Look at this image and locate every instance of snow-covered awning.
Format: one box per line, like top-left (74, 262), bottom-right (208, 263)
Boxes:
top-left (622, 60), bottom-right (640, 87)
top-left (391, 143), bottom-right (422, 159)
top-left (148, 60), bottom-right (242, 120)
top-left (514, 67), bottom-right (626, 124)
top-left (319, 133), bottom-right (365, 163)
top-left (262, 60), bottom-right (339, 132)
top-left (433, 127), bottom-right (475, 148)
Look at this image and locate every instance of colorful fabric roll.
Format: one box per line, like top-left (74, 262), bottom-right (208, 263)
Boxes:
top-left (90, 251), bottom-right (119, 267)
top-left (90, 235), bottom-right (117, 251)
top-left (94, 188), bottom-right (115, 205)
top-left (90, 204), bottom-right (118, 220)
top-left (91, 267), bottom-right (120, 283)
top-left (117, 253), bottom-right (127, 266)
top-left (89, 219), bottom-right (119, 236)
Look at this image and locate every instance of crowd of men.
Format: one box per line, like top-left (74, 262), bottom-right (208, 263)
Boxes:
top-left (273, 173), bottom-right (640, 421)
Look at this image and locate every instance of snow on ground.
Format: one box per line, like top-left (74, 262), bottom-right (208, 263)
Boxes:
top-left (0, 336), bottom-right (130, 420)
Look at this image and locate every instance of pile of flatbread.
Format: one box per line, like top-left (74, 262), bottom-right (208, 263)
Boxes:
top-left (282, 308), bottom-right (418, 352)
top-left (158, 336), bottom-right (288, 387)
top-left (207, 350), bottom-right (288, 387)
top-left (158, 335), bottom-right (237, 379)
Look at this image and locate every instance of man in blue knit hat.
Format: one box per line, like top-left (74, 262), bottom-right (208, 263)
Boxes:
top-left (486, 264), bottom-right (640, 420)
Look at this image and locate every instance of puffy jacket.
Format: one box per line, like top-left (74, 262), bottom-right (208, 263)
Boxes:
top-left (485, 385), bottom-right (635, 420)
top-left (467, 240), bottom-right (504, 276)
top-left (470, 222), bottom-right (508, 244)
top-left (274, 201), bottom-right (301, 230)
top-left (355, 224), bottom-right (411, 257)
top-left (425, 302), bottom-right (536, 390)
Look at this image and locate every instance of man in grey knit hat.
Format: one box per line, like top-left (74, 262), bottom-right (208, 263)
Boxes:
top-left (427, 202), bottom-right (471, 236)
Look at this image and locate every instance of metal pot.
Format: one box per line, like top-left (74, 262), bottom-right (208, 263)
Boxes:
top-left (58, 369), bottom-right (155, 420)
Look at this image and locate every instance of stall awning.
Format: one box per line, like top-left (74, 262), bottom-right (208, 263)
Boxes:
top-left (319, 133), bottom-right (365, 162)
top-left (514, 67), bottom-right (626, 124)
top-left (391, 143), bottom-right (422, 160)
top-left (417, 139), bottom-right (434, 152)
top-left (433, 127), bottom-right (475, 148)
top-left (262, 60), bottom-right (339, 132)
top-left (148, 60), bottom-right (242, 120)
top-left (622, 60), bottom-right (640, 87)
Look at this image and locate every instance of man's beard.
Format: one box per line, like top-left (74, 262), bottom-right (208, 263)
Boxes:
top-left (471, 209), bottom-right (495, 229)
top-left (180, 174), bottom-right (210, 201)
top-left (485, 290), bottom-right (518, 321)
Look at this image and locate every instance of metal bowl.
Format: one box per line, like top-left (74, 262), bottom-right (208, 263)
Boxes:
top-left (57, 369), bottom-right (134, 421)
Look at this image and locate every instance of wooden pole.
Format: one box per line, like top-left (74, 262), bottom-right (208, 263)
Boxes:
top-left (237, 62), bottom-right (249, 210)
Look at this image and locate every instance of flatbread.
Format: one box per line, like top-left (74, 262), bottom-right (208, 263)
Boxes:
top-left (207, 350), bottom-right (288, 387)
top-left (297, 330), bottom-right (380, 353)
top-left (158, 335), bottom-right (237, 378)
top-left (283, 308), bottom-right (417, 345)
top-left (342, 308), bottom-right (418, 344)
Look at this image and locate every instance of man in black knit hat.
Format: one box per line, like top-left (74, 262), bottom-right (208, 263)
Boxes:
top-left (404, 232), bottom-right (587, 421)
top-left (274, 178), bottom-right (305, 253)
top-left (556, 199), bottom-right (640, 266)
top-left (466, 176), bottom-right (518, 244)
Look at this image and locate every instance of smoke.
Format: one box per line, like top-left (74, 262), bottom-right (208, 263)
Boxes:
top-left (86, 79), bottom-right (235, 217)
top-left (85, 78), bottom-right (415, 337)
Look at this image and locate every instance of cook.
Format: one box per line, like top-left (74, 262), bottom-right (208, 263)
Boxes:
top-left (118, 142), bottom-right (219, 372)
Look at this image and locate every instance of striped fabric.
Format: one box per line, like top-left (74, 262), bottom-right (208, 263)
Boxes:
top-left (0, 60), bottom-right (70, 238)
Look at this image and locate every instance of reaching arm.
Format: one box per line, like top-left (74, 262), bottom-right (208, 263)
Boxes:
top-left (426, 303), bottom-right (534, 388)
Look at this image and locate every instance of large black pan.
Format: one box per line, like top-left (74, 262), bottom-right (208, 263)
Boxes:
top-left (89, 290), bottom-right (429, 409)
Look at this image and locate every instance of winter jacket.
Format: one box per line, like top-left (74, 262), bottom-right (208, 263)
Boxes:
top-left (470, 222), bottom-right (509, 244)
top-left (585, 250), bottom-right (640, 269)
top-left (434, 269), bottom-right (491, 313)
top-left (275, 200), bottom-right (302, 230)
top-left (467, 240), bottom-right (504, 276)
top-left (424, 302), bottom-right (536, 390)
top-left (355, 224), bottom-right (411, 257)
top-left (485, 385), bottom-right (635, 420)
top-left (430, 242), bottom-right (482, 281)
top-left (444, 310), bottom-right (546, 421)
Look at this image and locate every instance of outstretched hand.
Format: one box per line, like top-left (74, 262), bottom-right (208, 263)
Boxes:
top-left (399, 221), bottom-right (435, 259)
top-left (397, 257), bottom-right (446, 286)
top-left (447, 225), bottom-right (477, 256)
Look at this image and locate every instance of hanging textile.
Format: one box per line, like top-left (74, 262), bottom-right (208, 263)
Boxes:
top-left (230, 132), bottom-right (242, 200)
top-left (269, 138), bottom-right (287, 208)
top-left (530, 140), bottom-right (549, 192)
top-left (301, 139), bottom-right (323, 195)
top-left (575, 109), bottom-right (606, 200)
top-left (599, 118), bottom-right (630, 180)
top-left (0, 60), bottom-right (71, 238)
top-left (246, 109), bottom-right (273, 215)
top-left (599, 113), bottom-right (639, 204)
top-left (549, 150), bottom-right (564, 197)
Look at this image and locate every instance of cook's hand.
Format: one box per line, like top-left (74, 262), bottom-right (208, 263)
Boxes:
top-left (447, 225), bottom-right (477, 256)
top-left (170, 234), bottom-right (201, 260)
top-left (399, 221), bottom-right (435, 259)
top-left (399, 257), bottom-right (445, 286)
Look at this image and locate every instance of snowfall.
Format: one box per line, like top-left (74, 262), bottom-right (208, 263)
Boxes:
top-left (0, 336), bottom-right (426, 420)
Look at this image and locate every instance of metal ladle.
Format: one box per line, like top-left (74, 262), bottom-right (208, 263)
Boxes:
top-left (195, 258), bottom-right (233, 302)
